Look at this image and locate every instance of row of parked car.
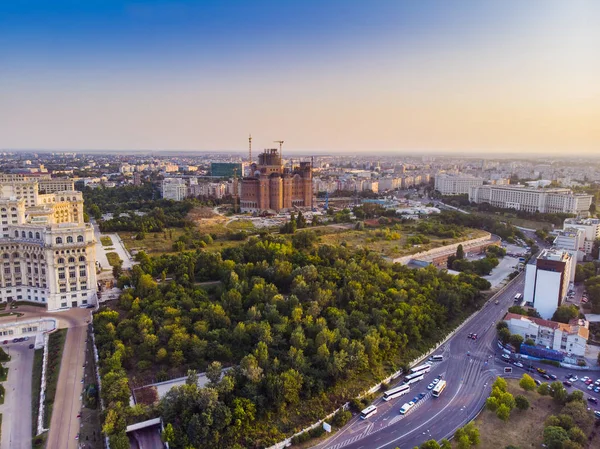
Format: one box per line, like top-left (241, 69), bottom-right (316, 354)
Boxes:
top-left (2, 336), bottom-right (30, 344)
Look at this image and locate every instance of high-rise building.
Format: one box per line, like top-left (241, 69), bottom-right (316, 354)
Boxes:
top-left (0, 179), bottom-right (97, 311)
top-left (553, 228), bottom-right (586, 261)
top-left (240, 149), bottom-right (312, 212)
top-left (524, 249), bottom-right (575, 319)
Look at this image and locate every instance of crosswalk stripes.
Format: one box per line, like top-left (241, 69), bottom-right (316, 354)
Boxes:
top-left (324, 422), bottom-right (373, 449)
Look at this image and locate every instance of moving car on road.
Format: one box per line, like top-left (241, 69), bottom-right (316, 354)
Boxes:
top-left (513, 362), bottom-right (523, 368)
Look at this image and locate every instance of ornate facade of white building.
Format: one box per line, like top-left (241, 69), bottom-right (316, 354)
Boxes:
top-left (0, 180), bottom-right (97, 311)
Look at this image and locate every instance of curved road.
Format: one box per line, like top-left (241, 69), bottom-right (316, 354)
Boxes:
top-left (316, 276), bottom-right (526, 449)
top-left (318, 270), bottom-right (600, 449)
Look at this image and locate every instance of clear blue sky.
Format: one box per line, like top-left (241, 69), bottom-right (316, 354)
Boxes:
top-left (1, 0), bottom-right (598, 154)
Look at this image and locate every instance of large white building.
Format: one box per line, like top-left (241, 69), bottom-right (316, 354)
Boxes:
top-left (468, 185), bottom-right (593, 214)
top-left (434, 174), bottom-right (483, 195)
top-left (563, 218), bottom-right (600, 257)
top-left (161, 178), bottom-right (187, 201)
top-left (524, 249), bottom-right (575, 319)
top-left (553, 228), bottom-right (586, 261)
top-left (504, 313), bottom-right (588, 357)
top-left (0, 179), bottom-right (97, 311)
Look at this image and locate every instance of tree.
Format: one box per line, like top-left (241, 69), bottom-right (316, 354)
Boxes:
top-left (519, 374), bottom-right (536, 391)
top-left (515, 395), bottom-right (529, 410)
top-left (543, 426), bottom-right (569, 449)
top-left (492, 377), bottom-right (508, 392)
top-left (496, 403), bottom-right (511, 421)
top-left (206, 361), bottom-right (222, 385)
top-left (486, 396), bottom-right (499, 412)
top-left (456, 244), bottom-right (465, 260)
top-left (537, 382), bottom-right (550, 395)
top-left (162, 423), bottom-right (175, 443)
top-left (498, 327), bottom-right (511, 345)
top-left (420, 440), bottom-right (441, 449)
top-left (496, 321), bottom-right (508, 331)
top-left (524, 338), bottom-right (535, 346)
top-left (551, 305), bottom-right (579, 324)
top-left (280, 369), bottom-right (303, 405)
top-left (509, 334), bottom-right (524, 351)
top-left (567, 426), bottom-right (586, 445)
top-left (549, 381), bottom-right (567, 404)
top-left (567, 389), bottom-right (583, 403)
top-left (440, 440), bottom-right (452, 449)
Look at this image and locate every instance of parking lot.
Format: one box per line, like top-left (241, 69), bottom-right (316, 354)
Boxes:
top-left (0, 339), bottom-right (36, 449)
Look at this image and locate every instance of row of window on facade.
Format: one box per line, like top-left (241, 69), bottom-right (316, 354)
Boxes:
top-left (3, 252), bottom-right (45, 260)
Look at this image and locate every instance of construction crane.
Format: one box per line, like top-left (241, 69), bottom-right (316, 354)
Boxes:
top-left (274, 140), bottom-right (284, 159)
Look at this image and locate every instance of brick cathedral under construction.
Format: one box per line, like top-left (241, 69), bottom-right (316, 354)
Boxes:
top-left (240, 148), bottom-right (312, 213)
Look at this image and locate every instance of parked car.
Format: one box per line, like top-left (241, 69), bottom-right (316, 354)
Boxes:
top-left (542, 374), bottom-right (551, 380)
top-left (595, 410), bottom-right (600, 419)
top-left (418, 393), bottom-right (426, 400)
top-left (569, 376), bottom-right (578, 382)
top-left (535, 380), bottom-right (542, 386)
top-left (502, 354), bottom-right (511, 360)
top-left (427, 383), bottom-right (434, 390)
top-left (28, 344), bottom-right (34, 349)
top-left (563, 381), bottom-right (572, 387)
top-left (581, 376), bottom-right (590, 382)
top-left (549, 374), bottom-right (557, 380)
top-left (432, 378), bottom-right (440, 385)
top-left (588, 397), bottom-right (599, 405)
top-left (12, 338), bottom-right (19, 343)
top-left (565, 373), bottom-right (573, 379)
top-left (2, 340), bottom-right (7, 345)
top-left (537, 368), bottom-right (547, 374)
top-left (513, 362), bottom-right (524, 368)
top-left (588, 385), bottom-right (594, 390)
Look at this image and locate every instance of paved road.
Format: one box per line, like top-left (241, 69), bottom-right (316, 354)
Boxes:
top-left (0, 341), bottom-right (34, 449)
top-left (315, 275), bottom-right (526, 449)
top-left (46, 313), bottom-right (89, 449)
top-left (0, 306), bottom-right (90, 449)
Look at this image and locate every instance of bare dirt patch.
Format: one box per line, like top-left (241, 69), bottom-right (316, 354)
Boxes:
top-left (475, 379), bottom-right (562, 449)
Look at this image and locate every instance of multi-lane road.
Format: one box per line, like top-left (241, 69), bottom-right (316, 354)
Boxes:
top-left (315, 271), bottom-right (600, 449)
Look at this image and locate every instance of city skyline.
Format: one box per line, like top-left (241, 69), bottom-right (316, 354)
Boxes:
top-left (1, 0), bottom-right (599, 154)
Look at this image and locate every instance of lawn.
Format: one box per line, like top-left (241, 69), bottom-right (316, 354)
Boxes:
top-left (474, 379), bottom-right (561, 448)
top-left (100, 236), bottom-right (113, 246)
top-left (317, 226), bottom-right (489, 259)
top-left (31, 348), bottom-right (44, 437)
top-left (118, 219), bottom-right (258, 255)
top-left (44, 329), bottom-right (67, 428)
top-left (472, 211), bottom-right (554, 231)
top-left (105, 252), bottom-right (122, 267)
top-left (0, 366), bottom-right (7, 382)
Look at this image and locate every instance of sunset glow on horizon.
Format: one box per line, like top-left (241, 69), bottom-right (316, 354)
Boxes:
top-left (1, 0), bottom-right (599, 155)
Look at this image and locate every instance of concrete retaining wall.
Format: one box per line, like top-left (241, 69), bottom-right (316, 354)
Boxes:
top-left (392, 233), bottom-right (495, 266)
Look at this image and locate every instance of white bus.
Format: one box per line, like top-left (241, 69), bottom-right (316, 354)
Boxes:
top-left (431, 355), bottom-right (444, 362)
top-left (399, 402), bottom-right (415, 415)
top-left (409, 363), bottom-right (432, 375)
top-left (514, 293), bottom-right (523, 302)
top-left (360, 405), bottom-right (377, 419)
top-left (432, 380), bottom-right (447, 397)
top-left (383, 384), bottom-right (410, 401)
top-left (403, 373), bottom-right (424, 385)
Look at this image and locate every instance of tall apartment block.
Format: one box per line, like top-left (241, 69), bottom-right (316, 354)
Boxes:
top-left (0, 177), bottom-right (97, 311)
top-left (240, 149), bottom-right (312, 213)
top-left (524, 249), bottom-right (575, 319)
